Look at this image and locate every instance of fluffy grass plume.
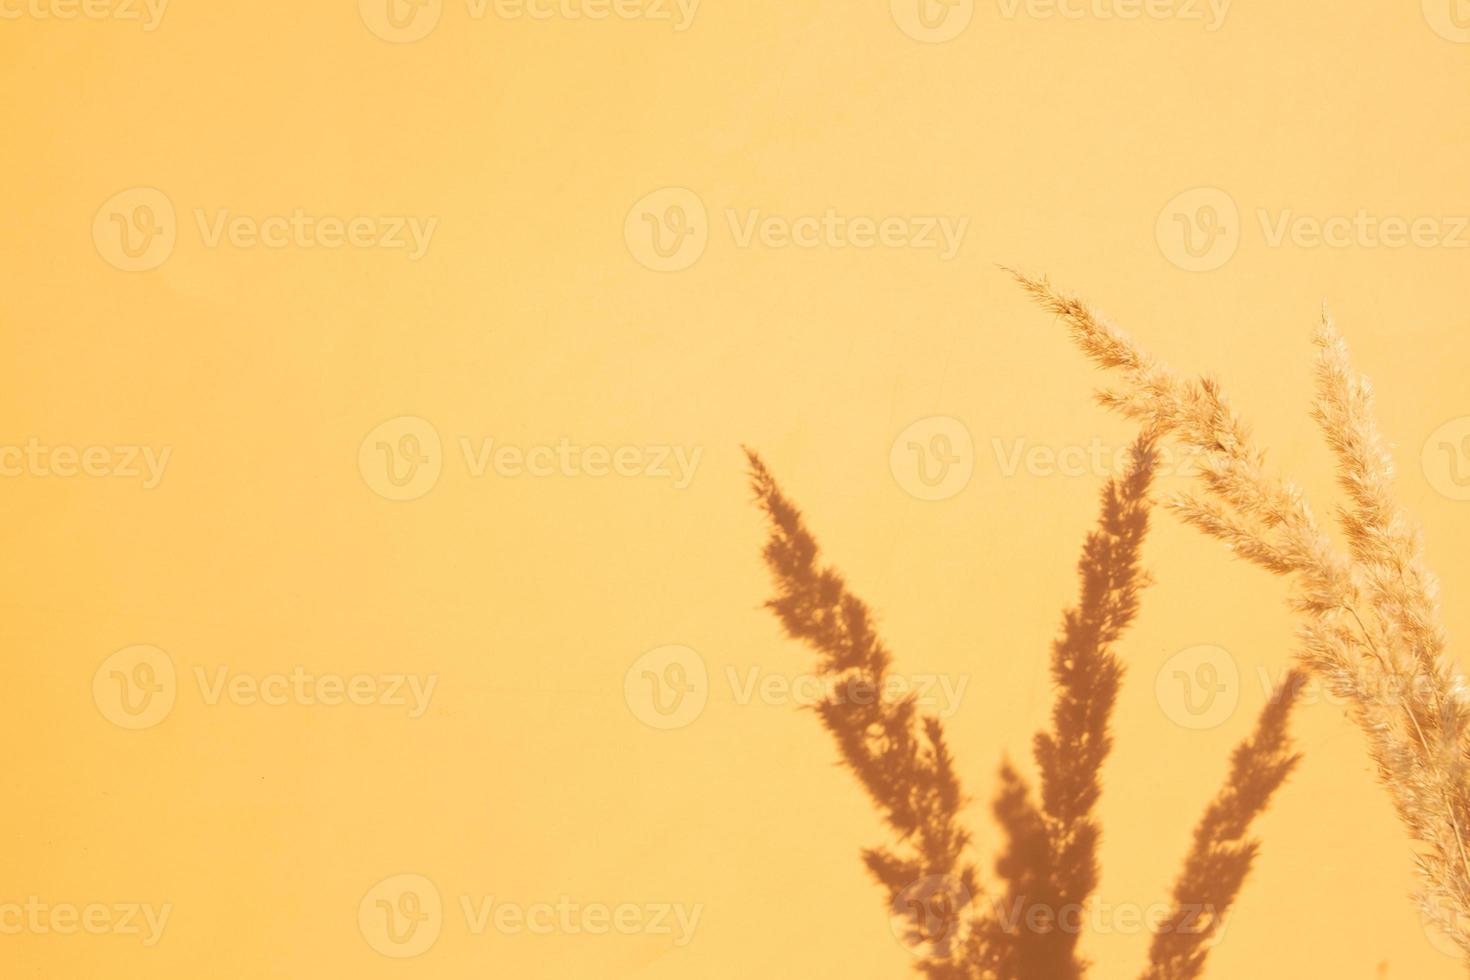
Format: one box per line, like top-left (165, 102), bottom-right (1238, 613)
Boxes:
top-left (1012, 269), bottom-right (1470, 963)
top-left (747, 439), bottom-right (1301, 979)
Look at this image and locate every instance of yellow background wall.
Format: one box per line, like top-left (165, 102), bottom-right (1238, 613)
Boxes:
top-left (3, 0), bottom-right (1469, 976)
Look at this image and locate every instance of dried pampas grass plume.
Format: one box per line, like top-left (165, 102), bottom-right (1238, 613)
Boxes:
top-left (1012, 269), bottom-right (1470, 963)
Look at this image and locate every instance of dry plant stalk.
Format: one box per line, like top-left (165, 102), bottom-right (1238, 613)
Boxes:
top-left (747, 440), bottom-right (1302, 980)
top-left (1012, 269), bottom-right (1470, 964)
